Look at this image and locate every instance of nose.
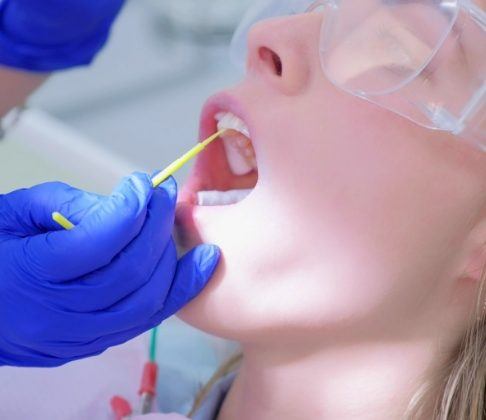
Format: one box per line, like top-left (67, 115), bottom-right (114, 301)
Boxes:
top-left (246, 13), bottom-right (322, 95)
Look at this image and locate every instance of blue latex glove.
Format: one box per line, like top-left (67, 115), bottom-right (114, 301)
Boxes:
top-left (0, 0), bottom-right (125, 71)
top-left (0, 173), bottom-right (220, 367)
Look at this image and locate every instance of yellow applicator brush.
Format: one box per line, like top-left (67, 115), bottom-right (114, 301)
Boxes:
top-left (51, 129), bottom-right (227, 229)
top-left (150, 129), bottom-right (226, 188)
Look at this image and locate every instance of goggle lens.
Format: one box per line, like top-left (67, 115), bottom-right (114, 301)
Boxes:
top-left (230, 0), bottom-right (485, 148)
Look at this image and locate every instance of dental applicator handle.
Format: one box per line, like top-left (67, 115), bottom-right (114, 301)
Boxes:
top-left (51, 130), bottom-right (227, 225)
top-left (151, 129), bottom-right (226, 188)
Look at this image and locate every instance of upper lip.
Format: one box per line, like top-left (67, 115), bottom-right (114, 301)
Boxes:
top-left (199, 91), bottom-right (253, 143)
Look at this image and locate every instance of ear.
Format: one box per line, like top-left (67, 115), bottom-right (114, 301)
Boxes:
top-left (461, 216), bottom-right (486, 283)
top-left (446, 216), bottom-right (486, 326)
top-left (463, 243), bottom-right (486, 282)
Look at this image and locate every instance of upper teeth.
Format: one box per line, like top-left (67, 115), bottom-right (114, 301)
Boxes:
top-left (216, 112), bottom-right (257, 176)
top-left (216, 112), bottom-right (250, 138)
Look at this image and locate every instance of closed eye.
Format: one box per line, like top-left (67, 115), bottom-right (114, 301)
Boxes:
top-left (384, 63), bottom-right (436, 85)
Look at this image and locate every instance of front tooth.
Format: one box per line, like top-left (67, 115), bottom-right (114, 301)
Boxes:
top-left (216, 112), bottom-right (250, 138)
top-left (197, 189), bottom-right (253, 206)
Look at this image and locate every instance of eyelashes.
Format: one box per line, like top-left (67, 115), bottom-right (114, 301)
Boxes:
top-left (383, 62), bottom-right (437, 86)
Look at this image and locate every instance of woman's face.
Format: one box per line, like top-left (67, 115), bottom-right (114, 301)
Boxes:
top-left (175, 8), bottom-right (486, 345)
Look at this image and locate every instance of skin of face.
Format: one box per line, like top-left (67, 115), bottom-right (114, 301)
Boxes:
top-left (176, 3), bottom-right (486, 376)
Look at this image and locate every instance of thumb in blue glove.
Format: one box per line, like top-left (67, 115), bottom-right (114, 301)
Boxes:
top-left (0, 173), bottom-right (221, 367)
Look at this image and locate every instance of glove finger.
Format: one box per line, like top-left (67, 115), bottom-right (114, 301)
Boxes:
top-left (158, 244), bottom-right (221, 319)
top-left (94, 239), bottom-right (179, 331)
top-left (49, 182), bottom-right (178, 311)
top-left (36, 235), bottom-right (215, 343)
top-left (0, 182), bottom-right (101, 235)
top-left (16, 244), bottom-right (219, 363)
top-left (38, 240), bottom-right (178, 343)
top-left (76, 245), bottom-right (221, 344)
top-left (23, 173), bottom-right (162, 281)
top-left (92, 237), bottom-right (221, 332)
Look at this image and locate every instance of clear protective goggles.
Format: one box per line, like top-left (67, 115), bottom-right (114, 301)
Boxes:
top-left (231, 0), bottom-right (486, 151)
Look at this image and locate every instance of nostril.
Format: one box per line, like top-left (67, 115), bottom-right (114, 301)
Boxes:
top-left (258, 46), bottom-right (283, 77)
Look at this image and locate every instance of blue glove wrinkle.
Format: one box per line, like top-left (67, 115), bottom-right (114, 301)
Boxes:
top-left (68, 240), bottom-right (178, 336)
top-left (28, 245), bottom-right (179, 345)
top-left (0, 183), bottom-right (100, 235)
top-left (116, 240), bottom-right (178, 326)
top-left (110, 172), bottom-right (153, 222)
top-left (55, 187), bottom-right (101, 227)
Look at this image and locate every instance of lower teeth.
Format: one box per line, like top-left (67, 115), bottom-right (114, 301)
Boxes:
top-left (197, 189), bottom-right (252, 206)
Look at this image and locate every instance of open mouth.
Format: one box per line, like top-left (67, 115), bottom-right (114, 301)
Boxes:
top-left (180, 100), bottom-right (259, 208)
top-left (175, 94), bottom-right (261, 250)
top-left (196, 111), bottom-right (258, 206)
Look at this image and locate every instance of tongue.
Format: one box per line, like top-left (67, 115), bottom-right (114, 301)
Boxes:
top-left (197, 189), bottom-right (253, 206)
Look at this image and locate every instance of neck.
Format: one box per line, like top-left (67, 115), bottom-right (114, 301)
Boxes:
top-left (218, 338), bottom-right (441, 420)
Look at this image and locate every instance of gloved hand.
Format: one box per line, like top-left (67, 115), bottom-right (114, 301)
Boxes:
top-left (0, 173), bottom-right (220, 367)
top-left (0, 0), bottom-right (125, 71)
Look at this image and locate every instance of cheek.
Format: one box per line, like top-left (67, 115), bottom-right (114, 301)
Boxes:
top-left (178, 179), bottom-right (452, 343)
top-left (179, 84), bottom-right (474, 342)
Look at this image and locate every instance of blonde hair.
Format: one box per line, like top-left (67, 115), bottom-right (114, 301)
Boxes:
top-left (188, 353), bottom-right (242, 418)
top-left (189, 266), bottom-right (486, 419)
top-left (405, 264), bottom-right (486, 420)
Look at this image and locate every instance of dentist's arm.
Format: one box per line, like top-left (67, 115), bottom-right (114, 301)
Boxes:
top-left (0, 67), bottom-right (46, 116)
top-left (0, 0), bottom-right (126, 114)
top-left (0, 0), bottom-right (125, 71)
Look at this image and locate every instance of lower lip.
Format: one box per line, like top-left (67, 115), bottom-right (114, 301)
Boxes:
top-left (175, 201), bottom-right (201, 249)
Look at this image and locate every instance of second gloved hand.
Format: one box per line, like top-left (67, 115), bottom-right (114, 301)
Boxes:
top-left (0, 174), bottom-right (220, 367)
top-left (0, 0), bottom-right (126, 70)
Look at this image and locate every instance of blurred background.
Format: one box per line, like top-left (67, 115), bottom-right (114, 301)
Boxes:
top-left (0, 2), bottom-right (250, 417)
top-left (1, 0), bottom-right (251, 193)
